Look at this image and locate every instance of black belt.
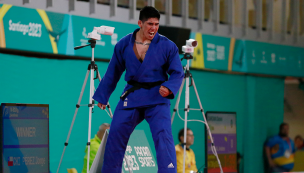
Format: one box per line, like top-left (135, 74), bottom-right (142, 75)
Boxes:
top-left (120, 80), bottom-right (164, 100)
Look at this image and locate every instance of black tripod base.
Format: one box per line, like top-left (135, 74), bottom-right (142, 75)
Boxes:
top-left (87, 61), bottom-right (99, 80)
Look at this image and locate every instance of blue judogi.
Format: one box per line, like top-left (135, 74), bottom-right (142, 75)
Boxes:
top-left (93, 28), bottom-right (184, 173)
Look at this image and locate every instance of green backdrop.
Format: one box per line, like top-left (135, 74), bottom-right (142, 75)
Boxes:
top-left (0, 53), bottom-right (284, 173)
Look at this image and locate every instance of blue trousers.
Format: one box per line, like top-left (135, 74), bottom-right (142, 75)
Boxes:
top-left (101, 104), bottom-right (177, 173)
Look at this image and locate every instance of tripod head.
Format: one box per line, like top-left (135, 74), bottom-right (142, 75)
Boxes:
top-left (74, 39), bottom-right (97, 50)
top-left (181, 53), bottom-right (194, 61)
top-left (73, 25), bottom-right (115, 63)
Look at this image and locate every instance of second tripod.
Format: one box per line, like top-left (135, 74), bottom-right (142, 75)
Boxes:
top-left (171, 53), bottom-right (224, 173)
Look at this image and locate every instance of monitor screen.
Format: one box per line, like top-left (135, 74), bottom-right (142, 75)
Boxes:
top-left (1, 103), bottom-right (49, 173)
top-left (205, 112), bottom-right (237, 173)
top-left (158, 26), bottom-right (191, 54)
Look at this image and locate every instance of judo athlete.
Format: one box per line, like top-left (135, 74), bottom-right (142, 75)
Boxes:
top-left (93, 6), bottom-right (184, 173)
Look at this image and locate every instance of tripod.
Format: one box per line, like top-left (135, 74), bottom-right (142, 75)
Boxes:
top-left (171, 53), bottom-right (223, 173)
top-left (56, 39), bottom-right (115, 173)
top-left (56, 39), bottom-right (133, 173)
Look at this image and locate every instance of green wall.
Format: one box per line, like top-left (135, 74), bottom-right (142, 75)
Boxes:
top-left (0, 53), bottom-right (284, 173)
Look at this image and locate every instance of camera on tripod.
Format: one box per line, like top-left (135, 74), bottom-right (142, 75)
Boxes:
top-left (181, 39), bottom-right (197, 60)
top-left (182, 39), bottom-right (198, 54)
top-left (74, 25), bottom-right (115, 50)
top-left (88, 25), bottom-right (115, 40)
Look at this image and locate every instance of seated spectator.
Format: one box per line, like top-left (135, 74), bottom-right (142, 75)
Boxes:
top-left (81, 123), bottom-right (110, 173)
top-left (175, 128), bottom-right (198, 173)
top-left (295, 135), bottom-right (304, 150)
top-left (265, 123), bottom-right (296, 173)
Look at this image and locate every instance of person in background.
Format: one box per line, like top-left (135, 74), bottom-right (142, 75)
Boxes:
top-left (294, 135), bottom-right (304, 150)
top-left (175, 128), bottom-right (198, 173)
top-left (81, 123), bottom-right (110, 173)
top-left (265, 123), bottom-right (296, 172)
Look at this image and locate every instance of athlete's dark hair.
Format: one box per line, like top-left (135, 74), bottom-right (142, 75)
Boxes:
top-left (139, 6), bottom-right (160, 22)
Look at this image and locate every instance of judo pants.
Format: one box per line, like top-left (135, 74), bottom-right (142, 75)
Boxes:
top-left (101, 103), bottom-right (177, 173)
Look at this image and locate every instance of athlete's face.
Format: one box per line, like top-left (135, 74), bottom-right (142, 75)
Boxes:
top-left (138, 18), bottom-right (159, 40)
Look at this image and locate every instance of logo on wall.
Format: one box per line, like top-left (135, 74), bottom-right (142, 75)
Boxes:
top-left (123, 145), bottom-right (156, 172)
top-left (47, 28), bottom-right (66, 43)
top-left (8, 20), bottom-right (42, 37)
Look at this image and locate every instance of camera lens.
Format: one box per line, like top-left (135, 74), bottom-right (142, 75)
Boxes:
top-left (192, 41), bottom-right (198, 47)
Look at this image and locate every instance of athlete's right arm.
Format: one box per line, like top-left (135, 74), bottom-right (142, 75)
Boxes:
top-left (93, 44), bottom-right (125, 107)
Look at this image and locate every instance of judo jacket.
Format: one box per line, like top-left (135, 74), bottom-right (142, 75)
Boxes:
top-left (93, 28), bottom-right (184, 109)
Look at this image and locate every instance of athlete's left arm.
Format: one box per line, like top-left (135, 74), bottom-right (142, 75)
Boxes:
top-left (162, 44), bottom-right (184, 99)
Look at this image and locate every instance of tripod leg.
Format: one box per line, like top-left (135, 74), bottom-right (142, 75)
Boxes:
top-left (106, 103), bottom-right (113, 119)
top-left (56, 69), bottom-right (90, 173)
top-left (190, 77), bottom-right (204, 113)
top-left (171, 78), bottom-right (185, 125)
top-left (182, 67), bottom-right (191, 173)
top-left (191, 77), bottom-right (224, 173)
top-left (97, 69), bottom-right (102, 82)
top-left (96, 69), bottom-right (114, 118)
top-left (86, 63), bottom-right (96, 173)
top-left (93, 85), bottom-right (113, 119)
